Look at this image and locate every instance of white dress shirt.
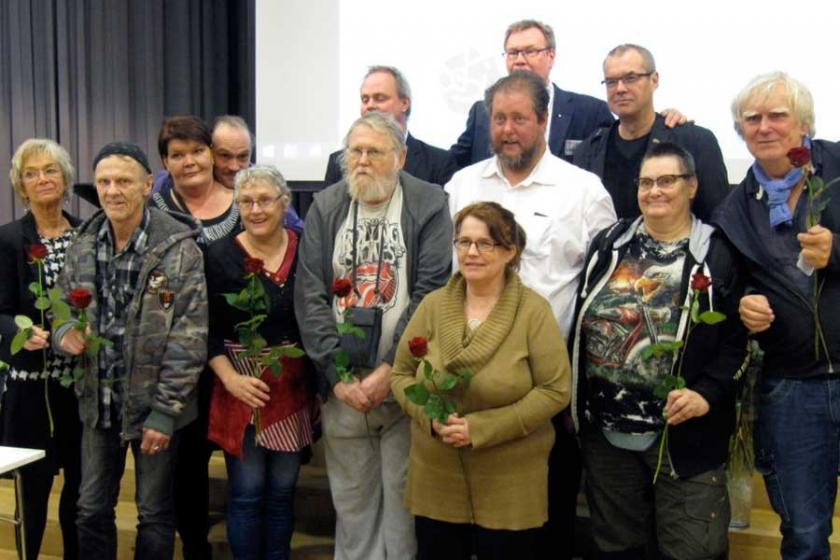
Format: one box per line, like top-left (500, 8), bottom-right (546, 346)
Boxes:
top-left (445, 149), bottom-right (617, 336)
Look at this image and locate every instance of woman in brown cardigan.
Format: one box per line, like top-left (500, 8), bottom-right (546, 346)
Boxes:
top-left (391, 201), bottom-right (571, 560)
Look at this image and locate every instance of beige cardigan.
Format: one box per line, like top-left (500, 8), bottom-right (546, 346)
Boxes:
top-left (391, 272), bottom-right (571, 530)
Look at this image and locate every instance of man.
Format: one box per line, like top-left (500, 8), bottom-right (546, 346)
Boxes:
top-left (153, 114), bottom-right (304, 231)
top-left (54, 142), bottom-right (207, 559)
top-left (297, 111), bottom-right (452, 560)
top-left (445, 71), bottom-right (616, 560)
top-left (573, 44), bottom-right (729, 221)
top-left (324, 65), bottom-right (457, 187)
top-left (716, 72), bottom-right (840, 560)
top-left (450, 19), bottom-right (614, 167)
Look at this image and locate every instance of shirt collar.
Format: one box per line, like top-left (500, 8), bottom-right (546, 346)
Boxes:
top-left (479, 148), bottom-right (554, 189)
top-left (98, 207), bottom-right (150, 255)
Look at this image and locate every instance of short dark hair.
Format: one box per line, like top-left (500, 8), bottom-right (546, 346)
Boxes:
top-left (642, 141), bottom-right (697, 176)
top-left (365, 65), bottom-right (412, 118)
top-left (483, 70), bottom-right (549, 122)
top-left (454, 201), bottom-right (527, 272)
top-left (604, 44), bottom-right (656, 73)
top-left (158, 115), bottom-right (213, 160)
top-left (504, 20), bottom-right (555, 50)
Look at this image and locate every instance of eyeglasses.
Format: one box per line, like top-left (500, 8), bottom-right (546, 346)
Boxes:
top-left (601, 72), bottom-right (655, 89)
top-left (22, 166), bottom-right (62, 183)
top-left (636, 174), bottom-right (691, 191)
top-left (503, 47), bottom-right (552, 60)
top-left (236, 195), bottom-right (283, 211)
top-left (347, 147), bottom-right (393, 161)
top-left (453, 238), bottom-right (499, 253)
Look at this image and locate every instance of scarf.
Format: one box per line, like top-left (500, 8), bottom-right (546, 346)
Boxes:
top-left (752, 137), bottom-right (811, 227)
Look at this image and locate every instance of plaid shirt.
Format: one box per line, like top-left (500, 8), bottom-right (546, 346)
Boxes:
top-left (95, 209), bottom-right (150, 428)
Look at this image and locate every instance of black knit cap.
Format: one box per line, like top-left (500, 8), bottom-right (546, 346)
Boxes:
top-left (93, 142), bottom-right (152, 174)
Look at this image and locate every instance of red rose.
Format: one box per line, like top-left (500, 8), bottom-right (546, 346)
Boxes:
top-left (690, 272), bottom-right (712, 292)
top-left (408, 336), bottom-right (428, 358)
top-left (69, 288), bottom-right (93, 309)
top-left (244, 257), bottom-right (264, 275)
top-left (332, 278), bottom-right (353, 298)
top-left (28, 244), bottom-right (48, 261)
top-left (787, 146), bottom-right (811, 168)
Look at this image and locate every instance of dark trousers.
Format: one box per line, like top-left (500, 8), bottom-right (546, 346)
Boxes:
top-left (415, 516), bottom-right (539, 560)
top-left (17, 458), bottom-right (80, 560)
top-left (537, 413), bottom-right (582, 560)
top-left (174, 371), bottom-right (214, 560)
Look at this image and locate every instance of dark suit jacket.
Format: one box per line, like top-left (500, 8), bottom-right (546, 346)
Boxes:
top-left (449, 83), bottom-right (614, 169)
top-left (572, 113), bottom-right (730, 222)
top-left (324, 133), bottom-right (458, 188)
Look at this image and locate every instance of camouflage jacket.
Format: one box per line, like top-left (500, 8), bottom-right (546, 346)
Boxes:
top-left (54, 206), bottom-right (207, 439)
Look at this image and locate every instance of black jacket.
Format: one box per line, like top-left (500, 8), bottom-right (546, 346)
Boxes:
top-left (0, 211), bottom-right (81, 373)
top-left (324, 133), bottom-right (457, 188)
top-left (573, 114), bottom-right (729, 222)
top-left (714, 139), bottom-right (840, 378)
top-left (450, 83), bottom-right (614, 168)
top-left (569, 217), bottom-right (746, 477)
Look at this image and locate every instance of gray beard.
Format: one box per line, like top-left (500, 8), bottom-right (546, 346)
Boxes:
top-left (347, 172), bottom-right (397, 204)
top-left (494, 142), bottom-right (539, 171)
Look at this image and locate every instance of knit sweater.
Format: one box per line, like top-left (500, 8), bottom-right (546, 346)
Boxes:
top-left (391, 272), bottom-right (570, 530)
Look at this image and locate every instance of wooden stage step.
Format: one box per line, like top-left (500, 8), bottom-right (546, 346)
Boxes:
top-left (1, 452), bottom-right (838, 559)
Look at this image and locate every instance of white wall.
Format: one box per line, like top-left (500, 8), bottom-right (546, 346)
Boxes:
top-left (257, 0), bottom-right (840, 182)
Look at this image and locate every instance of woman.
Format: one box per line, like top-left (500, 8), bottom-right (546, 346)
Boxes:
top-left (205, 165), bottom-right (316, 560)
top-left (571, 141), bottom-right (745, 559)
top-left (151, 115), bottom-right (241, 556)
top-left (391, 201), bottom-right (570, 560)
top-left (151, 115), bottom-right (240, 243)
top-left (716, 73), bottom-right (840, 559)
top-left (0, 139), bottom-right (82, 559)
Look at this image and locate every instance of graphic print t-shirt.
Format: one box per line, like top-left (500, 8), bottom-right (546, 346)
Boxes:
top-left (332, 185), bottom-right (408, 364)
top-left (582, 229), bottom-right (687, 435)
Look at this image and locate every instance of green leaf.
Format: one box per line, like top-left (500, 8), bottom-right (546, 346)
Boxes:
top-left (28, 282), bottom-right (41, 295)
top-left (48, 287), bottom-right (64, 302)
top-left (349, 326), bottom-right (366, 339)
top-left (442, 398), bottom-right (457, 417)
top-left (60, 374), bottom-right (74, 388)
top-left (425, 394), bottom-right (446, 423)
top-left (10, 328), bottom-right (32, 355)
top-left (690, 298), bottom-right (700, 324)
top-left (404, 383), bottom-right (430, 405)
top-left (50, 300), bottom-right (71, 323)
top-left (270, 361), bottom-right (283, 377)
top-left (641, 346), bottom-right (655, 361)
top-left (335, 349), bottom-right (350, 369)
top-left (34, 296), bottom-right (51, 311)
top-left (653, 384), bottom-right (670, 399)
top-left (456, 369), bottom-right (472, 384)
top-left (337, 367), bottom-right (355, 383)
top-left (278, 347), bottom-right (305, 358)
top-left (252, 335), bottom-right (267, 351)
top-left (698, 310), bottom-right (726, 325)
top-left (439, 374), bottom-right (457, 391)
top-left (86, 338), bottom-right (101, 356)
top-left (675, 376), bottom-right (686, 389)
top-left (73, 367), bottom-right (86, 382)
top-left (14, 315), bottom-right (34, 330)
top-left (423, 359), bottom-right (434, 380)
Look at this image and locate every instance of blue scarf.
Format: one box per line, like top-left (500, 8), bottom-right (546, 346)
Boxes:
top-left (752, 137), bottom-right (811, 227)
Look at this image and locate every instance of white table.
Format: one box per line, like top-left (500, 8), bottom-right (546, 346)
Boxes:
top-left (0, 446), bottom-right (45, 560)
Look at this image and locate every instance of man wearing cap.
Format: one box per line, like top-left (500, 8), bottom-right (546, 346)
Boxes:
top-left (53, 142), bottom-right (208, 559)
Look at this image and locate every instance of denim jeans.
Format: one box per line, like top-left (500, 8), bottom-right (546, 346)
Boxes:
top-left (755, 376), bottom-right (840, 560)
top-left (76, 424), bottom-right (180, 560)
top-left (224, 425), bottom-right (302, 560)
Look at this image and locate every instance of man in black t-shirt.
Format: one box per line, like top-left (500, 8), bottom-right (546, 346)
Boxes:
top-left (573, 44), bottom-right (729, 221)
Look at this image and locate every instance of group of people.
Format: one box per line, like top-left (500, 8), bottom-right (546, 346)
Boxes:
top-left (0, 16), bottom-right (837, 560)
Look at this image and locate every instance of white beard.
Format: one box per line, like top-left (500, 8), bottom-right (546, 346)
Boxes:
top-left (347, 171), bottom-right (398, 204)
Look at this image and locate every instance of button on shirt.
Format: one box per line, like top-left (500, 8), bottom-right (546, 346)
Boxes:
top-left (95, 209), bottom-right (150, 428)
top-left (445, 150), bottom-right (616, 336)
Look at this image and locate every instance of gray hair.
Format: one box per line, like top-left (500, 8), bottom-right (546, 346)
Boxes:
top-left (364, 65), bottom-right (412, 118)
top-left (504, 20), bottom-right (555, 50)
top-left (233, 164), bottom-right (291, 200)
top-left (212, 114), bottom-right (255, 148)
top-left (338, 111), bottom-right (407, 174)
top-left (604, 44), bottom-right (656, 73)
top-left (731, 71), bottom-right (815, 138)
top-left (10, 138), bottom-right (75, 202)
top-left (484, 71), bottom-right (550, 122)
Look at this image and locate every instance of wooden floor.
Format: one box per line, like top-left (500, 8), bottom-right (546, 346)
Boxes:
top-left (1, 451), bottom-right (839, 559)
